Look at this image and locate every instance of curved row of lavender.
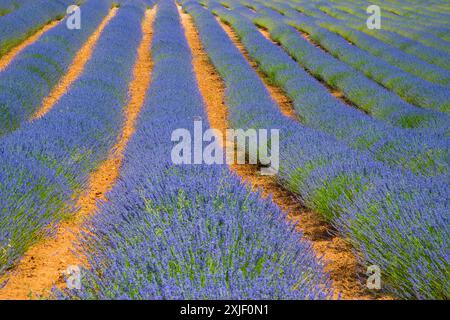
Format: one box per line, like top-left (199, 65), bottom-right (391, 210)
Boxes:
top-left (0, 0), bottom-right (73, 57)
top-left (289, 0), bottom-right (450, 70)
top-left (240, 3), bottom-right (450, 131)
top-left (210, 4), bottom-right (448, 178)
top-left (270, 5), bottom-right (450, 113)
top-left (58, 0), bottom-right (332, 299)
top-left (0, 0), bottom-right (114, 136)
top-left (321, 0), bottom-right (450, 40)
top-left (278, 1), bottom-right (450, 85)
top-left (0, 1), bottom-right (145, 274)
top-left (182, 0), bottom-right (449, 299)
top-left (303, 0), bottom-right (450, 54)
top-left (270, 0), bottom-right (450, 35)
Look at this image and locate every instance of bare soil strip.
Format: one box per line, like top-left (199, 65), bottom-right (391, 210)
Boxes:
top-left (180, 6), bottom-right (390, 300)
top-left (0, 20), bottom-right (61, 72)
top-left (30, 8), bottom-right (119, 120)
top-left (0, 8), bottom-right (156, 300)
top-left (256, 26), bottom-right (360, 109)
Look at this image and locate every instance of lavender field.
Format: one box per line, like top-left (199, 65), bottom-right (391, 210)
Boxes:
top-left (0, 0), bottom-right (448, 301)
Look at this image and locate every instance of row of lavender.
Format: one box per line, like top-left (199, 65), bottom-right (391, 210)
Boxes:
top-left (288, 0), bottom-right (450, 70)
top-left (300, 0), bottom-right (450, 53)
top-left (0, 1), bottom-right (146, 274)
top-left (335, 0), bottom-right (450, 33)
top-left (336, 0), bottom-right (448, 34)
top-left (210, 3), bottom-right (448, 178)
top-left (58, 0), bottom-right (332, 299)
top-left (265, 3), bottom-right (450, 113)
top-left (0, 0), bottom-right (74, 57)
top-left (321, 0), bottom-right (449, 34)
top-left (182, 0), bottom-right (448, 299)
top-left (238, 2), bottom-right (450, 131)
top-left (276, 0), bottom-right (450, 82)
top-left (0, 0), bottom-right (114, 136)
top-left (311, 8), bottom-right (450, 85)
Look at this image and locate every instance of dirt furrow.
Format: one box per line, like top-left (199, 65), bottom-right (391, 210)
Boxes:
top-left (0, 8), bottom-right (156, 300)
top-left (30, 7), bottom-right (119, 120)
top-left (180, 6), bottom-right (389, 300)
top-left (0, 20), bottom-right (61, 72)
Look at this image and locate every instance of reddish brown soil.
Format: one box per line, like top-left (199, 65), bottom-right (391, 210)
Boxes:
top-left (31, 8), bottom-right (119, 120)
top-left (180, 7), bottom-right (391, 300)
top-left (0, 8), bottom-right (156, 300)
top-left (0, 20), bottom-right (61, 72)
